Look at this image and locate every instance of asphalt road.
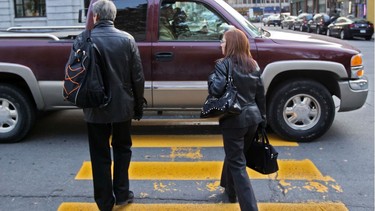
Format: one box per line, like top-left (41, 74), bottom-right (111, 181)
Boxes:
top-left (0, 28), bottom-right (373, 211)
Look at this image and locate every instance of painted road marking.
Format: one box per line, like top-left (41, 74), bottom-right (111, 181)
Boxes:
top-left (75, 159), bottom-right (333, 181)
top-left (132, 118), bottom-right (219, 126)
top-left (62, 135), bottom-right (345, 210)
top-left (58, 202), bottom-right (348, 211)
top-left (131, 134), bottom-right (298, 147)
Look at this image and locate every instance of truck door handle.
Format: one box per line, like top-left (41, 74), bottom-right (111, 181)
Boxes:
top-left (155, 52), bottom-right (173, 62)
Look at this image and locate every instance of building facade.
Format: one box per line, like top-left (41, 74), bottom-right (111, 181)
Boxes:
top-left (0, 0), bottom-right (85, 29)
top-left (225, 0), bottom-right (373, 23)
top-left (226, 0), bottom-right (291, 16)
top-left (289, 0), bottom-right (371, 18)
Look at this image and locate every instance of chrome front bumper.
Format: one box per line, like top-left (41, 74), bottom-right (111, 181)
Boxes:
top-left (338, 77), bottom-right (369, 112)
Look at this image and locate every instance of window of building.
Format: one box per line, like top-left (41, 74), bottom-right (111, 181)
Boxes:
top-left (84, 0), bottom-right (90, 15)
top-left (14, 0), bottom-right (46, 17)
top-left (84, 0), bottom-right (90, 9)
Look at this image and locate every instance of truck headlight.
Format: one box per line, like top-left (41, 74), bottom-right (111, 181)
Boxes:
top-left (351, 54), bottom-right (364, 78)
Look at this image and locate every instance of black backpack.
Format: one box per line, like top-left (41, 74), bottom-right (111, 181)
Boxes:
top-left (63, 30), bottom-right (111, 108)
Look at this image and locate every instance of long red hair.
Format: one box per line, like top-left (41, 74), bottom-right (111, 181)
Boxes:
top-left (223, 28), bottom-right (257, 73)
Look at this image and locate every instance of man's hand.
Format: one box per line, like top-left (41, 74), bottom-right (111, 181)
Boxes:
top-left (133, 105), bottom-right (143, 121)
top-left (133, 98), bottom-right (147, 121)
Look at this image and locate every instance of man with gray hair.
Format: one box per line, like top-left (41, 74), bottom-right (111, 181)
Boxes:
top-left (81, 0), bottom-right (145, 210)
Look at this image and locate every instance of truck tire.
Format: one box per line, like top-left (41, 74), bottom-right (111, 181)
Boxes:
top-left (0, 84), bottom-right (36, 143)
top-left (268, 80), bottom-right (335, 142)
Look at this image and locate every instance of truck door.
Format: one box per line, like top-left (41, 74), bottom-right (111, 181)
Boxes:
top-left (151, 0), bottom-right (230, 108)
top-left (112, 0), bottom-right (153, 106)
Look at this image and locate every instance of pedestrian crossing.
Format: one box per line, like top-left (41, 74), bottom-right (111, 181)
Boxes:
top-left (57, 133), bottom-right (348, 211)
top-left (59, 202), bottom-right (348, 211)
top-left (75, 160), bottom-right (334, 181)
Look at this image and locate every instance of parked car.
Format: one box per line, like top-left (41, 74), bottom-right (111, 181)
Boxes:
top-left (293, 13), bottom-right (313, 32)
top-left (327, 17), bottom-right (374, 40)
top-left (262, 14), bottom-right (271, 26)
top-left (249, 16), bottom-right (261, 23)
top-left (281, 15), bottom-right (297, 29)
top-left (280, 12), bottom-right (290, 20)
top-left (266, 14), bottom-right (281, 26)
top-left (308, 13), bottom-right (332, 34)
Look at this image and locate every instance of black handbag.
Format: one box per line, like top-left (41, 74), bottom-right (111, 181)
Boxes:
top-left (200, 61), bottom-right (241, 118)
top-left (245, 127), bottom-right (279, 174)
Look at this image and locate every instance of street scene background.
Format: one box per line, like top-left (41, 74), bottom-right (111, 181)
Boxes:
top-left (0, 26), bottom-right (374, 211)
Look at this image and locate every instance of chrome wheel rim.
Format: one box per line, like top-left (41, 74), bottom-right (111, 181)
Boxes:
top-left (283, 94), bottom-right (321, 130)
top-left (0, 98), bottom-right (18, 133)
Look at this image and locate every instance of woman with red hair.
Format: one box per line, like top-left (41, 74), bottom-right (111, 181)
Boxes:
top-left (208, 28), bottom-right (266, 211)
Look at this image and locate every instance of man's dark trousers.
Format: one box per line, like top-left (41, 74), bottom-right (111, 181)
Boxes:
top-left (87, 120), bottom-right (132, 211)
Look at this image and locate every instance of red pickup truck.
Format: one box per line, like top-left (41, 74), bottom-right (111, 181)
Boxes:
top-left (0, 0), bottom-right (368, 143)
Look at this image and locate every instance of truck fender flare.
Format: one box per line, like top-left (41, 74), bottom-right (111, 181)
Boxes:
top-left (0, 62), bottom-right (45, 110)
top-left (261, 60), bottom-right (347, 93)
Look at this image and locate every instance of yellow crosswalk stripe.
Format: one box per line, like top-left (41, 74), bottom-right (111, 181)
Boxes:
top-left (75, 159), bottom-right (333, 181)
top-left (131, 134), bottom-right (298, 147)
top-left (66, 134), bottom-right (345, 210)
top-left (58, 202), bottom-right (348, 211)
top-left (132, 118), bottom-right (219, 126)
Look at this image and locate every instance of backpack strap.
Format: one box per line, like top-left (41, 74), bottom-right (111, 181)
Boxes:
top-left (83, 29), bottom-right (92, 43)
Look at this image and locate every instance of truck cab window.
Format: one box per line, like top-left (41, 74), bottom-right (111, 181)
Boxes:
top-left (159, 1), bottom-right (228, 41)
top-left (112, 0), bottom-right (148, 42)
top-left (14, 0), bottom-right (46, 17)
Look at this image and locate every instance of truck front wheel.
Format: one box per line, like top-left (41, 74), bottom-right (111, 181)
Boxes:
top-left (268, 80), bottom-right (335, 142)
top-left (0, 84), bottom-right (36, 143)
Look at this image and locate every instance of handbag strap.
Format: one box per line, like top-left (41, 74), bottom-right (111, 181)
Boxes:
top-left (224, 59), bottom-right (236, 91)
top-left (260, 127), bottom-right (270, 145)
top-left (253, 127), bottom-right (269, 145)
top-left (226, 59), bottom-right (233, 83)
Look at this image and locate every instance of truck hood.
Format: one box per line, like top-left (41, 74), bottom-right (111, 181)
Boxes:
top-left (267, 30), bottom-right (360, 52)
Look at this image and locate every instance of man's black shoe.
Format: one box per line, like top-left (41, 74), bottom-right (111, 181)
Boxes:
top-left (116, 191), bottom-right (134, 206)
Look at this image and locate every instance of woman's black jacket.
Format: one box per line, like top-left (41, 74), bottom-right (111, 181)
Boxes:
top-left (208, 57), bottom-right (266, 128)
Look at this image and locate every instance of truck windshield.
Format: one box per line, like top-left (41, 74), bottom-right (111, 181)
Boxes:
top-left (215, 0), bottom-right (261, 37)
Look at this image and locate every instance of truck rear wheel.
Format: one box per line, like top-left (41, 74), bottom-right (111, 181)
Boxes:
top-left (0, 84), bottom-right (36, 143)
top-left (268, 80), bottom-right (335, 142)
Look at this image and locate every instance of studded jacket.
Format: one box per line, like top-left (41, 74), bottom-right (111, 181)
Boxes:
top-left (208, 57), bottom-right (266, 128)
